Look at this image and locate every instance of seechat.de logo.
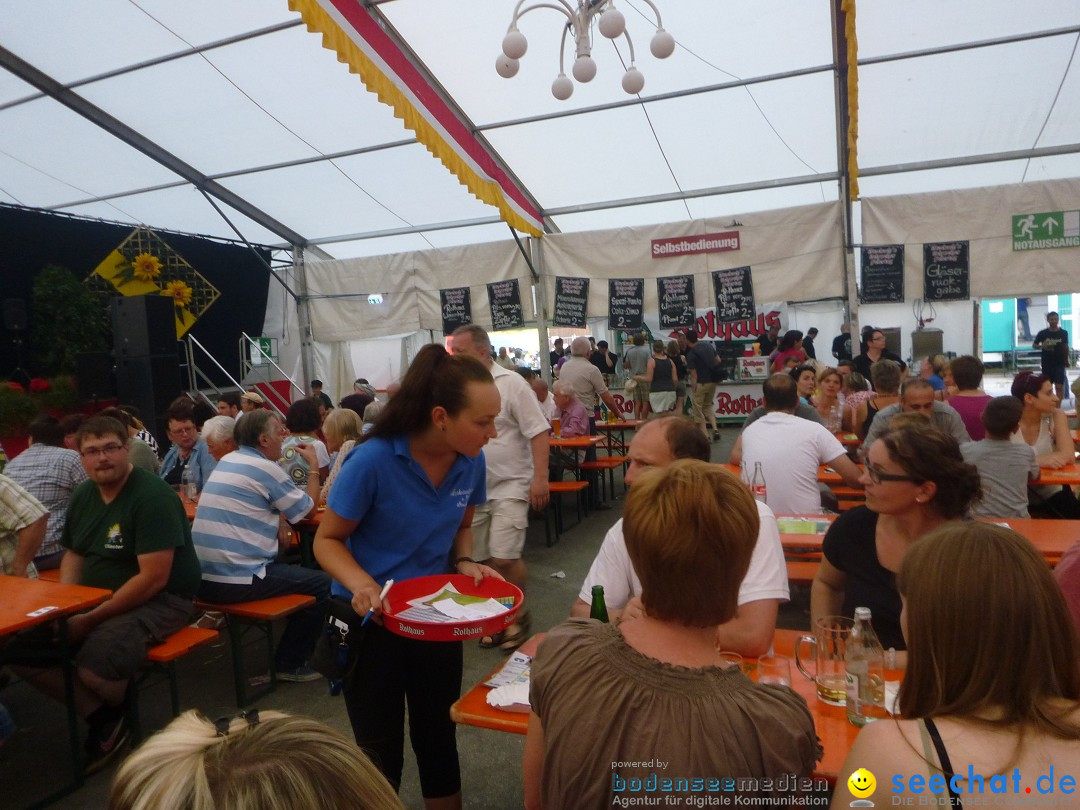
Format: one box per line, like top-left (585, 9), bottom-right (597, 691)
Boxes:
top-left (848, 768), bottom-right (877, 807)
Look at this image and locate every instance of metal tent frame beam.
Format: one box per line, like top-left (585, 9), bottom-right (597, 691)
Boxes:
top-left (0, 44), bottom-right (327, 258)
top-left (266, 141), bottom-right (1080, 247)
top-left (0, 20), bottom-right (304, 114)
top-left (40, 22), bottom-right (1080, 228)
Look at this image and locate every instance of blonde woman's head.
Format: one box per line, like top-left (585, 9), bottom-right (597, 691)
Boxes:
top-left (109, 710), bottom-right (403, 810)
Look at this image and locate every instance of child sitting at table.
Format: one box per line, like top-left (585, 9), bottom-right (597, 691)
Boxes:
top-left (960, 396), bottom-right (1039, 518)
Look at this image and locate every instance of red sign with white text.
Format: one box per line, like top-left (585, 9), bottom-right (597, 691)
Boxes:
top-left (651, 231), bottom-right (740, 259)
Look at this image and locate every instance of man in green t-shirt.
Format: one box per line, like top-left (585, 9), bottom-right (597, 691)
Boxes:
top-left (9, 415), bottom-right (199, 773)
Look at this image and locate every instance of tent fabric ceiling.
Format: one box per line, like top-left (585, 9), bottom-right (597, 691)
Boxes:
top-left (1, 1), bottom-right (1078, 260)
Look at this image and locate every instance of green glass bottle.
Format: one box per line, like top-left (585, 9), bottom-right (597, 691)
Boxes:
top-left (589, 585), bottom-right (609, 623)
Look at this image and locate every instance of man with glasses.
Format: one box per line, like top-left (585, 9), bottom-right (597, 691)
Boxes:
top-left (4, 416), bottom-right (201, 772)
top-left (854, 328), bottom-right (903, 381)
top-left (159, 404), bottom-right (216, 493)
top-left (862, 378), bottom-right (971, 450)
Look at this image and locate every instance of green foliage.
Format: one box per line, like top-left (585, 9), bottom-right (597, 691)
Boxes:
top-left (0, 385), bottom-right (37, 435)
top-left (35, 375), bottom-right (79, 411)
top-left (30, 264), bottom-right (111, 375)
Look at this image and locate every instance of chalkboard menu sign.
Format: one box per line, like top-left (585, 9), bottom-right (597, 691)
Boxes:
top-left (553, 276), bottom-right (589, 327)
top-left (711, 266), bottom-right (756, 322)
top-left (860, 244), bottom-right (905, 303)
top-left (608, 278), bottom-right (644, 330)
top-left (440, 286), bottom-right (471, 335)
top-left (487, 280), bottom-right (524, 331)
top-left (923, 241), bottom-right (969, 301)
top-left (657, 275), bottom-right (696, 329)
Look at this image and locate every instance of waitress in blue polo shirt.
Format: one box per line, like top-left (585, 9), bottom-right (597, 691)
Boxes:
top-left (315, 344), bottom-right (502, 806)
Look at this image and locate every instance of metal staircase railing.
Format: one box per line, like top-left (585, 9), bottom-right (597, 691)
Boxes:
top-left (238, 332), bottom-right (305, 417)
top-left (183, 335), bottom-right (288, 419)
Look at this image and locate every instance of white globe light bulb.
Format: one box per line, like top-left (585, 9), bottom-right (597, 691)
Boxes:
top-left (572, 54), bottom-right (597, 83)
top-left (551, 73), bottom-right (574, 100)
top-left (598, 8), bottom-right (626, 39)
top-left (502, 29), bottom-right (528, 60)
top-left (650, 28), bottom-right (675, 59)
top-left (495, 54), bottom-right (520, 78)
top-left (622, 66), bottom-right (644, 94)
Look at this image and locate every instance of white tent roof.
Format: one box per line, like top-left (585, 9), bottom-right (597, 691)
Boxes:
top-left (2, 0), bottom-right (1078, 259)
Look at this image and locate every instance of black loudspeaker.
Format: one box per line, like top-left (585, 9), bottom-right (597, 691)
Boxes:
top-left (112, 295), bottom-right (176, 357)
top-left (3, 298), bottom-right (27, 331)
top-left (75, 352), bottom-right (116, 401)
top-left (115, 353), bottom-right (182, 437)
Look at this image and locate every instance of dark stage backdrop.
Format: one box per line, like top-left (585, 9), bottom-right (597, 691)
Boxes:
top-left (0, 205), bottom-right (273, 389)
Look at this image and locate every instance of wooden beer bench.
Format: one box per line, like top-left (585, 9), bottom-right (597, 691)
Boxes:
top-left (195, 594), bottom-right (317, 707)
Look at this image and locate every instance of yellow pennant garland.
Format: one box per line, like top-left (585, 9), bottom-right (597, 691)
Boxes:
top-left (842, 0), bottom-right (860, 200)
top-left (87, 227), bottom-right (219, 338)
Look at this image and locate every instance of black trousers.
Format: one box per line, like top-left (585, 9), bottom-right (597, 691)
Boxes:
top-left (342, 623), bottom-right (463, 798)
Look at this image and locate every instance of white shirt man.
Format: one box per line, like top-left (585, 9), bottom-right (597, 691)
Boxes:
top-left (734, 374), bottom-right (862, 514)
top-left (451, 325), bottom-right (550, 649)
top-left (571, 416), bottom-right (788, 656)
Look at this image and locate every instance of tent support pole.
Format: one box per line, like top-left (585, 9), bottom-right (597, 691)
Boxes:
top-left (831, 0), bottom-right (858, 339)
top-left (535, 239), bottom-right (552, 385)
top-left (293, 249), bottom-right (316, 396)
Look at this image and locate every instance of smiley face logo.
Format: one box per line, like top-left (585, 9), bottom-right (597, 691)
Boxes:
top-left (848, 768), bottom-right (877, 799)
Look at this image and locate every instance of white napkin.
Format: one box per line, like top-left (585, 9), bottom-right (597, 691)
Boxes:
top-left (486, 681), bottom-right (530, 713)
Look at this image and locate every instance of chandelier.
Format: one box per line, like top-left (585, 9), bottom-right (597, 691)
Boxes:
top-left (496, 0), bottom-right (675, 100)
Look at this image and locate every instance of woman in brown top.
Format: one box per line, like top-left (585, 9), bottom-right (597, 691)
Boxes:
top-left (524, 461), bottom-right (818, 810)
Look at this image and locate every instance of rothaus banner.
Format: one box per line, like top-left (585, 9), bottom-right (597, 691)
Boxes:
top-left (628, 302), bottom-right (791, 423)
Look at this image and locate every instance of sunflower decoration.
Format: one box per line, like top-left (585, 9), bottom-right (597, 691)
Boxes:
top-left (132, 253), bottom-right (162, 282)
top-left (90, 227), bottom-right (220, 338)
top-left (161, 280), bottom-right (193, 314)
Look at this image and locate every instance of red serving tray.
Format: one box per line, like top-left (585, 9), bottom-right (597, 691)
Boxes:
top-left (382, 574), bottom-right (523, 642)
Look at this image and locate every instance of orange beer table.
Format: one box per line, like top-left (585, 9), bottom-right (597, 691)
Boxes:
top-left (450, 628), bottom-right (859, 780)
top-left (1032, 462), bottom-right (1080, 487)
top-left (549, 435), bottom-right (606, 448)
top-left (0, 576), bottom-right (112, 799)
top-left (595, 419), bottom-right (642, 455)
top-left (774, 514), bottom-right (1077, 564)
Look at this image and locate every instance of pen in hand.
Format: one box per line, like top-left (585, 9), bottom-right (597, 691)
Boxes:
top-left (361, 579), bottom-right (394, 627)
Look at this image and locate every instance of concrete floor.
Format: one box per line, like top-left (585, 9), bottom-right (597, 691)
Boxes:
top-left (2, 427), bottom-right (817, 810)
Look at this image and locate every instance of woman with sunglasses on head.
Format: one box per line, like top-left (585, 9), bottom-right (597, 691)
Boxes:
top-left (832, 523), bottom-right (1080, 810)
top-left (810, 421), bottom-right (980, 658)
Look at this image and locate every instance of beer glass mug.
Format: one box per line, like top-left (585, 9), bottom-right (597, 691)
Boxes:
top-left (552, 417), bottom-right (561, 438)
top-left (795, 616), bottom-right (854, 706)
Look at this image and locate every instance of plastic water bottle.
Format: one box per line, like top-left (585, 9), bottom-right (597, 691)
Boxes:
top-left (181, 464), bottom-right (197, 501)
top-left (751, 462), bottom-right (767, 504)
top-left (828, 402), bottom-right (842, 433)
top-left (845, 606), bottom-right (887, 726)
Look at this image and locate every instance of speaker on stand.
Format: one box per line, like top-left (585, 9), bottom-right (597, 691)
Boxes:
top-left (75, 351), bottom-right (117, 404)
top-left (111, 296), bottom-right (180, 441)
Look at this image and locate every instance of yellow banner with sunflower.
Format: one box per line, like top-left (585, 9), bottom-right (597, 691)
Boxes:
top-left (89, 227), bottom-right (219, 338)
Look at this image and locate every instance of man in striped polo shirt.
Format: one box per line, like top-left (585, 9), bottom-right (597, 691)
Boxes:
top-left (191, 409), bottom-right (330, 682)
